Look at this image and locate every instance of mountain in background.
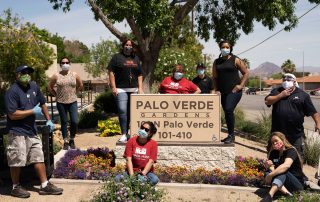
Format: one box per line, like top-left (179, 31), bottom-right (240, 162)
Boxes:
top-left (250, 62), bottom-right (281, 77)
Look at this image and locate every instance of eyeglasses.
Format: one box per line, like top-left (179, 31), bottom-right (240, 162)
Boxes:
top-left (61, 62), bottom-right (70, 64)
top-left (20, 71), bottom-right (31, 75)
top-left (282, 77), bottom-right (295, 81)
top-left (140, 125), bottom-right (150, 132)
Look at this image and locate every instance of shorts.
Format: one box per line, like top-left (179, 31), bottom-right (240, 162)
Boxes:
top-left (6, 133), bottom-right (44, 167)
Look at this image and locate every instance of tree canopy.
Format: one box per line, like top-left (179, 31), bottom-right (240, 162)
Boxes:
top-left (281, 59), bottom-right (296, 73)
top-left (0, 9), bottom-right (54, 88)
top-left (48, 0), bottom-right (320, 89)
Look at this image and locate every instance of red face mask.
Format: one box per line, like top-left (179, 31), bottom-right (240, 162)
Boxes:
top-left (273, 142), bottom-right (284, 151)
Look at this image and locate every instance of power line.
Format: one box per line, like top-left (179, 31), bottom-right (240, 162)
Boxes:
top-left (237, 3), bottom-right (320, 56)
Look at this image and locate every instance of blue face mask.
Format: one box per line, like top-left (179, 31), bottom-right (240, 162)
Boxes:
top-left (174, 72), bottom-right (183, 80)
top-left (221, 48), bottom-right (230, 56)
top-left (197, 69), bottom-right (205, 75)
top-left (138, 129), bottom-right (148, 138)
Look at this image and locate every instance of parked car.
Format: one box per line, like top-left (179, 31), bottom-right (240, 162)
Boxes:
top-left (246, 87), bottom-right (257, 95)
top-left (310, 88), bottom-right (320, 96)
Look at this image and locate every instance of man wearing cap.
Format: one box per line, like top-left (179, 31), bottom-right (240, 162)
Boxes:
top-left (265, 73), bottom-right (320, 158)
top-left (192, 63), bottom-right (214, 94)
top-left (5, 65), bottom-right (63, 198)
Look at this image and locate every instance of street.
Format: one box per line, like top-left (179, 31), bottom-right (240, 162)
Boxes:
top-left (238, 93), bottom-right (320, 132)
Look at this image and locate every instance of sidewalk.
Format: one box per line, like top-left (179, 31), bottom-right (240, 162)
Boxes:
top-left (1, 130), bottom-right (318, 201)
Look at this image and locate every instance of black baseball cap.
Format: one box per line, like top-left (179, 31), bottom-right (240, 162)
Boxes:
top-left (16, 65), bottom-right (34, 74)
top-left (196, 63), bottom-right (206, 69)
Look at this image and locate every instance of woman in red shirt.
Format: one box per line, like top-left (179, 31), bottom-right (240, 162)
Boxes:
top-left (116, 121), bottom-right (159, 185)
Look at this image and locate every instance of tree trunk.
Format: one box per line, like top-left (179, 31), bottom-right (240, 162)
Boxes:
top-left (140, 52), bottom-right (160, 93)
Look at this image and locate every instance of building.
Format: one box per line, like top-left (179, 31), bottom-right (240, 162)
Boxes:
top-left (264, 75), bottom-right (320, 91)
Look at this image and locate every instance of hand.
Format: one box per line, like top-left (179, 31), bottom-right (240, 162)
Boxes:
top-left (264, 174), bottom-right (273, 185)
top-left (213, 90), bottom-right (220, 95)
top-left (138, 88), bottom-right (144, 94)
top-left (32, 103), bottom-right (43, 116)
top-left (315, 123), bottom-right (320, 134)
top-left (232, 85), bottom-right (243, 93)
top-left (112, 87), bottom-right (118, 96)
top-left (279, 89), bottom-right (292, 98)
top-left (46, 120), bottom-right (55, 132)
top-left (137, 174), bottom-right (147, 182)
top-left (264, 160), bottom-right (273, 169)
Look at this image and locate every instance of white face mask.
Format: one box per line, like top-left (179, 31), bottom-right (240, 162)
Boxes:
top-left (61, 64), bottom-right (70, 71)
top-left (282, 81), bottom-right (294, 89)
top-left (221, 48), bottom-right (230, 56)
top-left (174, 72), bottom-right (183, 80)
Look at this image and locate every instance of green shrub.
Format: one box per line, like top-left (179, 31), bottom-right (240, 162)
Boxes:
top-left (78, 109), bottom-right (106, 129)
top-left (53, 142), bottom-right (62, 155)
top-left (0, 88), bottom-right (6, 116)
top-left (255, 110), bottom-right (272, 141)
top-left (93, 89), bottom-right (118, 114)
top-left (304, 135), bottom-right (320, 167)
top-left (97, 118), bottom-right (121, 137)
top-left (240, 121), bottom-right (260, 134)
top-left (278, 191), bottom-right (320, 202)
top-left (91, 176), bottom-right (167, 202)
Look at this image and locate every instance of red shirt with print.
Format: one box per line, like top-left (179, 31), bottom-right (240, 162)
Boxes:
top-left (124, 136), bottom-right (158, 172)
top-left (159, 76), bottom-right (198, 94)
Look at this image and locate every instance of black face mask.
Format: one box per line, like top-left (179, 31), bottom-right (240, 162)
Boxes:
top-left (123, 46), bottom-right (133, 56)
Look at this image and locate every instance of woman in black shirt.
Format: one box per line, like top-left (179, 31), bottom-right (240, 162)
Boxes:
top-left (108, 39), bottom-right (144, 142)
top-left (212, 40), bottom-right (249, 144)
top-left (262, 132), bottom-right (305, 201)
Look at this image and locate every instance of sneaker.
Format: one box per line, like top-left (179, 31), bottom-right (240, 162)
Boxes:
top-left (224, 136), bottom-right (235, 144)
top-left (63, 142), bottom-right (69, 150)
top-left (118, 134), bottom-right (127, 143)
top-left (260, 193), bottom-right (273, 202)
top-left (11, 184), bottom-right (30, 198)
top-left (39, 182), bottom-right (63, 195)
top-left (69, 140), bottom-right (76, 149)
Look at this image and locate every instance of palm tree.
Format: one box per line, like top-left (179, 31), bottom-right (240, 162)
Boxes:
top-left (242, 58), bottom-right (250, 69)
top-left (281, 59), bottom-right (296, 73)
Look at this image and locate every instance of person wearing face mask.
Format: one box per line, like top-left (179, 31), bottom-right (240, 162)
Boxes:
top-left (49, 57), bottom-right (83, 150)
top-left (192, 63), bottom-right (214, 94)
top-left (5, 65), bottom-right (63, 198)
top-left (265, 73), bottom-right (320, 159)
top-left (108, 39), bottom-right (144, 143)
top-left (115, 121), bottom-right (159, 186)
top-left (159, 64), bottom-right (201, 94)
top-left (212, 40), bottom-right (249, 144)
top-left (261, 132), bottom-right (307, 202)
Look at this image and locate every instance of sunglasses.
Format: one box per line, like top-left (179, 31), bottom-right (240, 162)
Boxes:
top-left (61, 62), bottom-right (70, 64)
top-left (20, 70), bottom-right (31, 75)
top-left (140, 125), bottom-right (150, 132)
top-left (282, 77), bottom-right (295, 81)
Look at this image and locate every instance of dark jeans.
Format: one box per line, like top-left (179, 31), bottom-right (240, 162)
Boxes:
top-left (57, 101), bottom-right (78, 139)
top-left (115, 92), bottom-right (133, 135)
top-left (272, 171), bottom-right (304, 193)
top-left (221, 91), bottom-right (242, 137)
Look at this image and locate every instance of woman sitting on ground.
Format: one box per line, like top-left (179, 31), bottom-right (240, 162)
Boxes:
top-left (115, 121), bottom-right (159, 186)
top-left (262, 132), bottom-right (306, 201)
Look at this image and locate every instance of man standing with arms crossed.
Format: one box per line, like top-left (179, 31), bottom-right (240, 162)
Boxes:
top-left (5, 65), bottom-right (63, 198)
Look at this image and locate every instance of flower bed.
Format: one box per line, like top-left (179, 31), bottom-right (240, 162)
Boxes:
top-left (54, 148), bottom-right (266, 187)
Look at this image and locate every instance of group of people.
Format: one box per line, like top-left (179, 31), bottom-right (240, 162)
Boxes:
top-left (4, 37), bottom-right (320, 200)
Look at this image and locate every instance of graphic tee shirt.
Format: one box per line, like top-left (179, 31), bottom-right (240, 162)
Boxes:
top-left (124, 136), bottom-right (158, 172)
top-left (159, 76), bottom-right (198, 94)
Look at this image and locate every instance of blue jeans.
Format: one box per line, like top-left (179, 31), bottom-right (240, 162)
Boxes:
top-left (57, 101), bottom-right (78, 139)
top-left (115, 171), bottom-right (159, 186)
top-left (115, 92), bottom-right (133, 135)
top-left (221, 91), bottom-right (242, 137)
top-left (272, 171), bottom-right (304, 192)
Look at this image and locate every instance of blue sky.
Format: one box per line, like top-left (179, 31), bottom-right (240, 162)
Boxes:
top-left (1, 0), bottom-right (320, 69)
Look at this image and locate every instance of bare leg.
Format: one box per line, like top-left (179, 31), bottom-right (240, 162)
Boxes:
top-left (10, 167), bottom-right (21, 184)
top-left (279, 186), bottom-right (290, 194)
top-left (269, 184), bottom-right (279, 197)
top-left (34, 163), bottom-right (47, 183)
